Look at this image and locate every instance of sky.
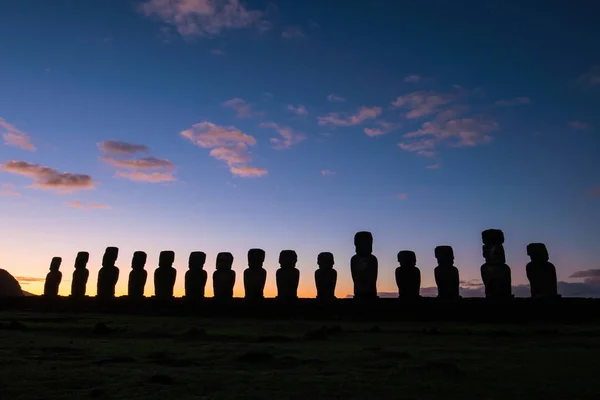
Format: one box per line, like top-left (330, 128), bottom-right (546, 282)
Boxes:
top-left (1, 0), bottom-right (599, 298)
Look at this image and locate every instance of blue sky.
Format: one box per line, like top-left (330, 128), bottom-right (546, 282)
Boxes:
top-left (1, 0), bottom-right (599, 297)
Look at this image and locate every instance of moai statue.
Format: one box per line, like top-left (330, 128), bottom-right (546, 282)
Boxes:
top-left (395, 251), bottom-right (421, 299)
top-left (480, 230), bottom-right (512, 299)
top-left (185, 251), bottom-right (207, 299)
top-left (350, 231), bottom-right (378, 300)
top-left (526, 243), bottom-right (558, 298)
top-left (434, 246), bottom-right (460, 299)
top-left (315, 252), bottom-right (337, 300)
top-left (43, 257), bottom-right (62, 297)
top-left (244, 248), bottom-right (267, 300)
top-left (276, 250), bottom-right (300, 300)
top-left (154, 251), bottom-right (177, 299)
top-left (213, 252), bottom-right (236, 300)
top-left (71, 252), bottom-right (90, 298)
top-left (97, 247), bottom-right (119, 299)
top-left (128, 251), bottom-right (147, 298)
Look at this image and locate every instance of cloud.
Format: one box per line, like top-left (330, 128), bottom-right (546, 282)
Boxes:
top-left (138, 0), bottom-right (267, 39)
top-left (321, 170), bottom-right (335, 176)
top-left (396, 193), bottom-right (408, 200)
top-left (588, 187), bottom-right (600, 198)
top-left (426, 162), bottom-right (441, 169)
top-left (14, 276), bottom-right (45, 283)
top-left (364, 121), bottom-right (400, 137)
top-left (281, 26), bottom-right (305, 39)
top-left (494, 97), bottom-right (532, 106)
top-left (570, 269), bottom-right (600, 285)
top-left (100, 156), bottom-right (174, 170)
top-left (1, 118), bottom-right (36, 151)
top-left (97, 140), bottom-right (149, 155)
top-left (391, 91), bottom-right (457, 119)
top-left (0, 189), bottom-right (21, 196)
top-left (181, 121), bottom-right (267, 177)
top-left (210, 48), bottom-right (226, 55)
top-left (222, 98), bottom-right (263, 118)
top-left (259, 121), bottom-right (306, 149)
top-left (570, 121), bottom-right (591, 131)
top-left (115, 170), bottom-right (176, 183)
top-left (287, 104), bottom-right (308, 115)
top-left (404, 75), bottom-right (421, 84)
top-left (577, 65), bottom-right (600, 88)
top-left (327, 94), bottom-right (345, 102)
top-left (65, 201), bottom-right (110, 210)
top-left (1, 161), bottom-right (95, 193)
top-left (317, 106), bottom-right (382, 127)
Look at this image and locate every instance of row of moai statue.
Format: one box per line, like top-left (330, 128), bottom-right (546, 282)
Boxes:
top-left (43, 229), bottom-right (559, 300)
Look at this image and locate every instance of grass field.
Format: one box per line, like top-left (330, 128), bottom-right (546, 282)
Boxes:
top-left (1, 312), bottom-right (600, 399)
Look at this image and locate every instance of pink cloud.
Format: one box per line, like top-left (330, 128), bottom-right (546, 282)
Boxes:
top-left (403, 75), bottom-right (421, 84)
top-left (403, 117), bottom-right (497, 149)
top-left (100, 156), bottom-right (174, 170)
top-left (364, 121), bottom-right (401, 137)
top-left (281, 26), bottom-right (305, 39)
top-left (327, 94), bottom-right (345, 102)
top-left (65, 201), bottom-right (110, 210)
top-left (259, 121), bottom-right (306, 149)
top-left (391, 91), bottom-right (457, 119)
top-left (209, 144), bottom-right (252, 166)
top-left (115, 170), bottom-right (176, 183)
top-left (287, 104), bottom-right (308, 115)
top-left (1, 161), bottom-right (95, 193)
top-left (317, 106), bottom-right (382, 127)
top-left (570, 121), bottom-right (591, 131)
top-left (229, 165), bottom-right (268, 177)
top-left (222, 98), bottom-right (263, 118)
top-left (396, 193), bottom-right (408, 200)
top-left (577, 65), bottom-right (600, 88)
top-left (97, 140), bottom-right (149, 155)
top-left (494, 97), bottom-right (532, 106)
top-left (0, 189), bottom-right (21, 196)
top-left (1, 118), bottom-right (36, 151)
top-left (321, 170), bottom-right (335, 176)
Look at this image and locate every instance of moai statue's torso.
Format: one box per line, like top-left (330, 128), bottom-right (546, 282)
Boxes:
top-left (185, 251), bottom-right (207, 299)
top-left (244, 248), bottom-right (267, 300)
top-left (276, 250), bottom-right (300, 300)
top-left (97, 247), bottom-right (120, 299)
top-left (154, 251), bottom-right (177, 299)
top-left (434, 246), bottom-right (460, 299)
top-left (480, 230), bottom-right (512, 299)
top-left (44, 257), bottom-right (62, 297)
top-left (350, 232), bottom-right (378, 299)
top-left (526, 243), bottom-right (558, 298)
top-left (213, 252), bottom-right (235, 300)
top-left (71, 252), bottom-right (90, 298)
top-left (128, 251), bottom-right (147, 298)
top-left (395, 251), bottom-right (421, 299)
top-left (315, 252), bottom-right (337, 300)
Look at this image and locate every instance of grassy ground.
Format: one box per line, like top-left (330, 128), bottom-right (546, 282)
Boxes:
top-left (1, 312), bottom-right (600, 400)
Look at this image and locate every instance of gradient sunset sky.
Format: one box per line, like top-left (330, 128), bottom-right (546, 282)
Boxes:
top-left (1, 0), bottom-right (599, 298)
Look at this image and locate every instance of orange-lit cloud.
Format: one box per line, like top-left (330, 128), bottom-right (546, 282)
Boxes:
top-left (259, 121), bottom-right (306, 149)
top-left (100, 156), bottom-right (174, 170)
top-left (317, 106), bottom-right (382, 127)
top-left (1, 118), bottom-right (36, 151)
top-left (97, 140), bottom-right (149, 155)
top-left (494, 97), bottom-right (532, 106)
top-left (391, 91), bottom-right (456, 119)
top-left (115, 170), bottom-right (176, 183)
top-left (570, 120), bottom-right (591, 131)
top-left (1, 161), bottom-right (95, 193)
top-left (181, 121), bottom-right (267, 177)
top-left (222, 98), bottom-right (263, 119)
top-left (287, 104), bottom-right (308, 115)
top-left (327, 94), bottom-right (345, 102)
top-left (577, 65), bottom-right (600, 88)
top-left (364, 121), bottom-right (400, 137)
top-left (404, 75), bottom-right (421, 83)
top-left (281, 26), bottom-right (305, 39)
top-left (65, 200), bottom-right (110, 210)
top-left (99, 141), bottom-right (176, 183)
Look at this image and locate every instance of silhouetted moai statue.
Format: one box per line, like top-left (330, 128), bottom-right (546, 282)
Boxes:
top-left (276, 250), bottom-right (300, 300)
top-left (350, 231), bottom-right (378, 299)
top-left (434, 246), bottom-right (460, 299)
top-left (480, 230), bottom-right (512, 299)
top-left (185, 251), bottom-right (207, 299)
top-left (128, 251), bottom-right (147, 298)
top-left (97, 247), bottom-right (119, 299)
top-left (154, 251), bottom-right (177, 299)
top-left (244, 248), bottom-right (267, 300)
top-left (71, 252), bottom-right (90, 298)
top-left (526, 243), bottom-right (558, 298)
top-left (213, 252), bottom-right (236, 300)
top-left (43, 257), bottom-right (62, 297)
top-left (395, 251), bottom-right (421, 299)
top-left (315, 252), bottom-right (337, 300)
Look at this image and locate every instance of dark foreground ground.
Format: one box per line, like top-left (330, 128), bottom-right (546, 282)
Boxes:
top-left (1, 310), bottom-right (600, 400)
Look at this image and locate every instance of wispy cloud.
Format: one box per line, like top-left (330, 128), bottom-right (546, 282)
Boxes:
top-left (259, 121), bottom-right (306, 150)
top-left (0, 188), bottom-right (21, 196)
top-left (281, 26), bottom-right (305, 39)
top-left (570, 269), bottom-right (600, 285)
top-left (494, 97), bottom-right (532, 106)
top-left (222, 98), bottom-right (263, 118)
top-left (99, 141), bottom-right (175, 183)
top-left (138, 0), bottom-right (267, 39)
top-left (181, 121), bottom-right (267, 177)
top-left (1, 118), bottom-right (36, 151)
top-left (65, 201), bottom-right (110, 210)
top-left (391, 91), bottom-right (457, 119)
top-left (588, 187), bottom-right (600, 198)
top-left (100, 157), bottom-right (174, 170)
top-left (98, 140), bottom-right (149, 155)
top-left (210, 48), bottom-right (226, 55)
top-left (287, 104), bottom-right (308, 115)
top-left (403, 75), bottom-right (421, 84)
top-left (396, 193), bottom-right (408, 200)
top-left (327, 94), bottom-right (345, 102)
top-left (426, 162), bottom-right (441, 169)
top-left (1, 161), bottom-right (95, 193)
top-left (15, 276), bottom-right (45, 283)
top-left (363, 121), bottom-right (401, 137)
top-left (115, 171), bottom-right (176, 183)
top-left (321, 170), bottom-right (336, 176)
top-left (577, 65), bottom-right (600, 88)
top-left (570, 120), bottom-right (591, 131)
top-left (317, 106), bottom-right (382, 127)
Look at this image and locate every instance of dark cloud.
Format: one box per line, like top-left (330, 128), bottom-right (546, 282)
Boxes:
top-left (97, 140), bottom-right (150, 155)
top-left (1, 161), bottom-right (95, 192)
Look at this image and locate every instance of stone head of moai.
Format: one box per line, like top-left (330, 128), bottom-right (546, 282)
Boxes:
top-left (397, 250), bottom-right (417, 267)
top-left (317, 252), bottom-right (334, 269)
top-left (216, 252), bottom-right (234, 270)
top-left (483, 244), bottom-right (506, 264)
top-left (102, 247), bottom-right (119, 267)
top-left (279, 250), bottom-right (297, 269)
top-left (354, 231), bottom-right (373, 255)
top-left (159, 251), bottom-right (175, 268)
top-left (248, 248), bottom-right (266, 269)
top-left (189, 251), bottom-right (206, 270)
top-left (435, 246), bottom-right (454, 266)
top-left (75, 252), bottom-right (89, 269)
top-left (50, 257), bottom-right (62, 271)
top-left (481, 229), bottom-right (504, 246)
top-left (527, 243), bottom-right (549, 262)
top-left (131, 251), bottom-right (147, 270)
